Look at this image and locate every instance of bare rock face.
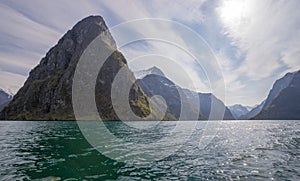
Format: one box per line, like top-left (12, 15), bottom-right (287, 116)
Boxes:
top-left (0, 16), bottom-right (151, 120)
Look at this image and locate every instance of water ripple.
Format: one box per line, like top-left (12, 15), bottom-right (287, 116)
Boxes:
top-left (0, 120), bottom-right (299, 180)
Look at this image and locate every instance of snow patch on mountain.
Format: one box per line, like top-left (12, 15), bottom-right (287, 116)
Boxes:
top-left (134, 66), bottom-right (165, 80)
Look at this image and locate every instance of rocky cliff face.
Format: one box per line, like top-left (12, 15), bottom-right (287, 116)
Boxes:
top-left (0, 16), bottom-right (151, 120)
top-left (254, 70), bottom-right (300, 120)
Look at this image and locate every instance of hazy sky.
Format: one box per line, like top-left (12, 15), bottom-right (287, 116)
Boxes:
top-left (0, 0), bottom-right (299, 106)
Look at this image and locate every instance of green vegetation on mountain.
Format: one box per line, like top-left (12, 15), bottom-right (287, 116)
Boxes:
top-left (0, 16), bottom-right (170, 121)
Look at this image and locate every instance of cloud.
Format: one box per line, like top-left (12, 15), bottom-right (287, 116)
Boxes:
top-left (216, 0), bottom-right (300, 80)
top-left (1, 0), bottom-right (105, 33)
top-left (120, 40), bottom-right (211, 93)
top-left (101, 0), bottom-right (224, 95)
top-left (0, 71), bottom-right (26, 94)
top-left (99, 0), bottom-right (206, 24)
top-left (0, 3), bottom-right (60, 52)
top-left (0, 2), bottom-right (62, 79)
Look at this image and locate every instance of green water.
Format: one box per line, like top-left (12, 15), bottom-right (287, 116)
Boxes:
top-left (0, 120), bottom-right (299, 180)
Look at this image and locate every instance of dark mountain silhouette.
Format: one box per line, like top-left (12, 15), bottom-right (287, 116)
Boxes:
top-left (254, 70), bottom-right (300, 120)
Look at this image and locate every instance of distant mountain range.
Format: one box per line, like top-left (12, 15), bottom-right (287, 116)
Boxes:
top-left (228, 104), bottom-right (252, 119)
top-left (0, 88), bottom-right (13, 111)
top-left (239, 100), bottom-right (265, 120)
top-left (137, 67), bottom-right (300, 120)
top-left (137, 74), bottom-right (203, 120)
top-left (136, 67), bottom-right (235, 120)
top-left (227, 71), bottom-right (300, 120)
top-left (0, 15), bottom-right (299, 121)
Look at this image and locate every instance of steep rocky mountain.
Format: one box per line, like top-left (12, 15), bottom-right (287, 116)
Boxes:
top-left (229, 104), bottom-right (251, 119)
top-left (136, 67), bottom-right (235, 120)
top-left (239, 100), bottom-right (265, 120)
top-left (0, 88), bottom-right (13, 111)
top-left (254, 70), bottom-right (300, 120)
top-left (0, 16), bottom-right (156, 120)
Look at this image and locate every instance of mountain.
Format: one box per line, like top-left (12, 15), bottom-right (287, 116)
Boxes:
top-left (0, 88), bottom-right (13, 111)
top-left (254, 70), bottom-right (300, 119)
top-left (228, 104), bottom-right (251, 119)
top-left (0, 16), bottom-right (156, 121)
top-left (137, 74), bottom-right (201, 120)
top-left (240, 100), bottom-right (265, 120)
top-left (197, 93), bottom-right (235, 120)
top-left (136, 67), bottom-right (235, 120)
top-left (134, 66), bottom-right (165, 79)
top-left (264, 72), bottom-right (295, 108)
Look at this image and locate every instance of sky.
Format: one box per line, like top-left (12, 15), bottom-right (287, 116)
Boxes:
top-left (0, 0), bottom-right (300, 106)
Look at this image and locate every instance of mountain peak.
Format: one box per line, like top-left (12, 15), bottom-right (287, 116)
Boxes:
top-left (31, 15), bottom-right (117, 81)
top-left (228, 104), bottom-right (251, 119)
top-left (78, 15), bottom-right (104, 23)
top-left (148, 66), bottom-right (165, 76)
top-left (264, 70), bottom-right (297, 108)
top-left (229, 104), bottom-right (253, 111)
top-left (72, 15), bottom-right (107, 35)
top-left (0, 15), bottom-right (151, 120)
top-left (134, 66), bottom-right (165, 79)
top-left (68, 15), bottom-right (116, 49)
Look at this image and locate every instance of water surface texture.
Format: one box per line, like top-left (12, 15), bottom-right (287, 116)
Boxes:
top-left (0, 120), bottom-right (299, 180)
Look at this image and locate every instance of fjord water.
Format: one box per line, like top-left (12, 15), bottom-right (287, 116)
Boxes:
top-left (0, 121), bottom-right (299, 180)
